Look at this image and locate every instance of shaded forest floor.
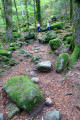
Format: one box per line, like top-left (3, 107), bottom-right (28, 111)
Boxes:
top-left (0, 29), bottom-right (80, 120)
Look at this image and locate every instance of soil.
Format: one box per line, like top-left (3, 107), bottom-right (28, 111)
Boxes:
top-left (0, 30), bottom-right (80, 120)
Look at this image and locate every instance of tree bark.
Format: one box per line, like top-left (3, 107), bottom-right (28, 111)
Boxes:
top-left (70, 0), bottom-right (73, 22)
top-left (68, 0), bottom-right (80, 68)
top-left (2, 0), bottom-right (13, 42)
top-left (36, 0), bottom-right (42, 26)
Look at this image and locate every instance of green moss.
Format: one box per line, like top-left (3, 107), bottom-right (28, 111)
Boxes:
top-left (0, 49), bottom-right (12, 57)
top-left (56, 53), bottom-right (69, 73)
top-left (10, 42), bottom-right (22, 47)
top-left (13, 32), bottom-right (21, 38)
top-left (51, 21), bottom-right (65, 29)
top-left (0, 43), bottom-right (4, 47)
top-left (8, 58), bottom-right (18, 66)
top-left (63, 33), bottom-right (73, 40)
top-left (2, 56), bottom-right (9, 62)
top-left (66, 36), bottom-right (73, 44)
top-left (3, 75), bottom-right (44, 112)
top-left (49, 38), bottom-right (61, 50)
top-left (7, 47), bottom-right (15, 51)
top-left (31, 55), bottom-right (41, 63)
top-left (68, 43), bottom-right (80, 69)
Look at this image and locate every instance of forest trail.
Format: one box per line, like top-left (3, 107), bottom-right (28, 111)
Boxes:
top-left (0, 32), bottom-right (80, 120)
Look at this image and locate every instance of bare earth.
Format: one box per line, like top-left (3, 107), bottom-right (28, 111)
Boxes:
top-left (0, 32), bottom-right (80, 120)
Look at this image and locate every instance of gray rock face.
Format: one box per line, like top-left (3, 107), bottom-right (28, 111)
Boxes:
top-left (0, 113), bottom-right (4, 120)
top-left (37, 61), bottom-right (52, 72)
top-left (45, 110), bottom-right (61, 120)
top-left (31, 77), bottom-right (39, 83)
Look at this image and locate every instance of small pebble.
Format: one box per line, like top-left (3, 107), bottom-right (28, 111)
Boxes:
top-left (45, 98), bottom-right (53, 106)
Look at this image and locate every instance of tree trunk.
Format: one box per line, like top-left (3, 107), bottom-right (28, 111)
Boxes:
top-left (36, 0), bottom-right (42, 26)
top-left (14, 0), bottom-right (19, 27)
top-left (24, 0), bottom-right (29, 28)
top-left (34, 0), bottom-right (36, 27)
top-left (70, 0), bottom-right (73, 22)
top-left (2, 0), bottom-right (13, 42)
top-left (68, 0), bottom-right (80, 68)
top-left (20, 0), bottom-right (24, 16)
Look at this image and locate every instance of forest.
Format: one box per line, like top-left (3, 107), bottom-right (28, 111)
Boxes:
top-left (0, 0), bottom-right (80, 120)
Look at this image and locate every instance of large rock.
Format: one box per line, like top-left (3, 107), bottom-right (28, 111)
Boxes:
top-left (37, 61), bottom-right (52, 72)
top-left (3, 75), bottom-right (44, 113)
top-left (56, 53), bottom-right (69, 73)
top-left (38, 30), bottom-right (56, 43)
top-left (0, 49), bottom-right (12, 57)
top-left (24, 31), bottom-right (35, 41)
top-left (45, 110), bottom-right (61, 120)
top-left (49, 38), bottom-right (61, 50)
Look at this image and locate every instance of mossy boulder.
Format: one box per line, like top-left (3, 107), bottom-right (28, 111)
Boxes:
top-left (10, 42), bottom-right (22, 47)
top-left (0, 49), bottom-right (12, 57)
top-left (50, 22), bottom-right (65, 30)
top-left (7, 47), bottom-right (16, 51)
top-left (40, 27), bottom-right (47, 32)
top-left (56, 53), bottom-right (69, 73)
top-left (63, 33), bottom-right (72, 41)
top-left (66, 36), bottom-right (73, 44)
top-left (31, 55), bottom-right (41, 63)
top-left (24, 31), bottom-right (35, 41)
top-left (17, 49), bottom-right (32, 58)
top-left (37, 61), bottom-right (52, 72)
top-left (8, 58), bottom-right (18, 66)
top-left (49, 38), bottom-right (61, 50)
top-left (2, 56), bottom-right (8, 62)
top-left (3, 75), bottom-right (44, 112)
top-left (38, 30), bottom-right (56, 43)
top-left (13, 32), bottom-right (21, 38)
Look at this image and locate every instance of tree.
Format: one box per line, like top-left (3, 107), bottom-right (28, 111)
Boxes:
top-left (70, 0), bottom-right (73, 22)
top-left (2, 0), bottom-right (13, 42)
top-left (68, 0), bottom-right (80, 68)
top-left (36, 0), bottom-right (41, 25)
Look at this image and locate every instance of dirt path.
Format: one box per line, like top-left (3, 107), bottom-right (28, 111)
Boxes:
top-left (0, 34), bottom-right (80, 120)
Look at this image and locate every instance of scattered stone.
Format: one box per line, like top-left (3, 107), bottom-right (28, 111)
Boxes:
top-left (34, 50), bottom-right (39, 53)
top-left (7, 104), bottom-right (20, 119)
top-left (45, 91), bottom-right (50, 95)
top-left (3, 75), bottom-right (44, 113)
top-left (31, 77), bottom-right (39, 83)
top-left (37, 61), bottom-right (52, 72)
top-left (45, 98), bottom-right (53, 106)
top-left (45, 110), bottom-right (61, 120)
top-left (0, 113), bottom-right (4, 120)
top-left (64, 93), bottom-right (73, 95)
top-left (1, 105), bottom-right (5, 108)
top-left (31, 55), bottom-right (41, 64)
top-left (30, 71), bottom-right (35, 76)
